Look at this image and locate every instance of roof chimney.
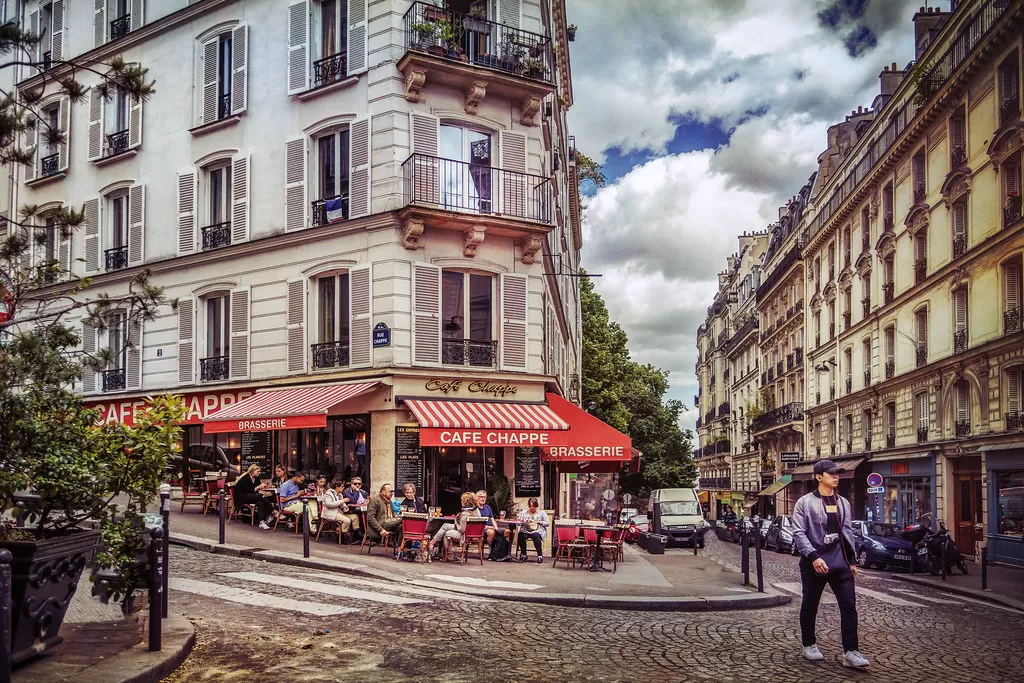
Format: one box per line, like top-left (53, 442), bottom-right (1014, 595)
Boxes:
top-left (913, 6), bottom-right (948, 59)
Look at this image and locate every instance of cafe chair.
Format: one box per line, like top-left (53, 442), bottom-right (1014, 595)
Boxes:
top-left (203, 477), bottom-right (228, 516)
top-left (452, 517), bottom-right (488, 566)
top-left (396, 512), bottom-right (430, 563)
top-left (228, 486), bottom-right (258, 526)
top-left (552, 524), bottom-right (587, 570)
top-left (179, 476), bottom-right (206, 514)
top-left (273, 504), bottom-right (304, 534)
top-left (360, 527), bottom-right (393, 555)
top-left (316, 517), bottom-right (349, 545)
top-left (599, 526), bottom-right (627, 572)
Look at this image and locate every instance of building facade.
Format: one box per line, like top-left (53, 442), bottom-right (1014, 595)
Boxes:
top-left (7, 0), bottom-right (605, 515)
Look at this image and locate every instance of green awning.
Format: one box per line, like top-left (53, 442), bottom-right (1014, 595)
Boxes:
top-left (757, 474), bottom-right (793, 497)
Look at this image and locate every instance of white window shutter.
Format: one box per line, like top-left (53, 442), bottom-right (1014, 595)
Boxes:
top-left (915, 234), bottom-right (926, 261)
top-left (130, 0), bottom-right (145, 32)
top-left (55, 96), bottom-right (70, 173)
top-left (916, 310), bottom-right (927, 346)
top-left (1009, 370), bottom-right (1021, 414)
top-left (82, 323), bottom-right (97, 393)
top-left (286, 279), bottom-right (306, 374)
top-left (1006, 164), bottom-right (1021, 197)
top-left (500, 273), bottom-right (528, 372)
top-left (88, 86), bottom-right (103, 161)
top-left (956, 383), bottom-right (968, 422)
top-left (128, 184), bottom-right (145, 266)
top-left (347, 0), bottom-right (368, 76)
top-left (1001, 67), bottom-right (1016, 102)
top-left (23, 124), bottom-right (37, 183)
top-left (51, 0), bottom-right (65, 61)
top-left (128, 94), bottom-right (143, 149)
top-left (58, 228), bottom-right (71, 278)
top-left (84, 197), bottom-right (101, 274)
top-left (177, 168), bottom-right (197, 254)
top-left (410, 112), bottom-right (440, 205)
top-left (349, 264), bottom-right (372, 368)
top-left (284, 136), bottom-right (307, 231)
top-left (94, 0), bottom-right (107, 47)
top-left (288, 1), bottom-right (309, 94)
top-left (231, 24), bottom-right (248, 115)
top-left (126, 318), bottom-right (142, 390)
top-left (27, 10), bottom-right (38, 62)
top-left (231, 152), bottom-right (250, 243)
top-left (178, 298), bottom-right (195, 385)
top-left (917, 393), bottom-right (929, 429)
top-left (498, 0), bottom-right (520, 28)
top-left (954, 288), bottom-right (968, 331)
top-left (230, 287), bottom-right (250, 380)
top-left (1006, 263), bottom-right (1021, 313)
top-left (349, 117), bottom-right (371, 218)
top-left (953, 202), bottom-right (966, 237)
top-left (499, 131), bottom-right (527, 219)
top-left (412, 263), bottom-right (441, 366)
top-left (201, 38), bottom-right (219, 125)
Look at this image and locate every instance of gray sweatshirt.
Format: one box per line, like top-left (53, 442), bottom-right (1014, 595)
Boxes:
top-left (791, 490), bottom-right (857, 564)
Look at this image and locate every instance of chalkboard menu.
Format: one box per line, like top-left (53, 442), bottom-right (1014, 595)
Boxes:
top-left (395, 426), bottom-right (424, 495)
top-left (515, 447), bottom-right (541, 497)
top-left (241, 431), bottom-right (271, 470)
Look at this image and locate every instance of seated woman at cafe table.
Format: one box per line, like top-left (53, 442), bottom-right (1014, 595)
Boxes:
top-left (365, 483), bottom-right (403, 547)
top-left (307, 474), bottom-right (329, 499)
top-left (516, 497), bottom-right (550, 564)
top-left (271, 464), bottom-right (290, 487)
top-left (279, 471), bottom-right (319, 532)
top-left (320, 480), bottom-right (354, 541)
top-left (428, 492), bottom-right (480, 561)
top-left (399, 483), bottom-right (428, 513)
top-left (233, 464), bottom-right (278, 529)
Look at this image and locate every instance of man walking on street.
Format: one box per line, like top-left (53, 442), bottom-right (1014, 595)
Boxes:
top-left (791, 459), bottom-right (869, 669)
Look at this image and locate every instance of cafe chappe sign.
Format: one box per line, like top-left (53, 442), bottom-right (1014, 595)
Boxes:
top-left (424, 378), bottom-right (518, 398)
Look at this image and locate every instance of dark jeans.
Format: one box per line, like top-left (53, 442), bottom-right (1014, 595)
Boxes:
top-left (799, 558), bottom-right (859, 652)
top-left (240, 493), bottom-right (275, 521)
top-left (518, 531), bottom-right (544, 556)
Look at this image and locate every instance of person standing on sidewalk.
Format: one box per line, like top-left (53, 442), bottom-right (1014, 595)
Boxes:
top-left (791, 459), bottom-right (869, 669)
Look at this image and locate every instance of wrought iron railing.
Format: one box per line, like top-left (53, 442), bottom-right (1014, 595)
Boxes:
top-left (862, 298), bottom-right (870, 318)
top-left (1000, 92), bottom-right (1020, 127)
top-left (698, 476), bottom-right (731, 490)
top-left (402, 153), bottom-right (552, 223)
top-left (913, 182), bottom-right (926, 204)
top-left (1008, 411), bottom-right (1022, 431)
top-left (950, 142), bottom-right (967, 169)
top-left (102, 368), bottom-right (125, 392)
top-left (312, 194), bottom-right (350, 227)
top-left (1005, 195), bottom-right (1022, 227)
top-left (717, 402), bottom-right (730, 418)
top-left (1005, 306), bottom-right (1021, 335)
top-left (105, 245), bottom-right (128, 271)
top-left (914, 259), bottom-right (927, 284)
top-left (40, 153), bottom-right (59, 177)
top-left (442, 338), bottom-right (498, 367)
top-left (313, 52), bottom-right (347, 88)
top-left (955, 420), bottom-right (971, 437)
top-left (105, 129), bottom-right (129, 157)
top-left (110, 14), bottom-right (131, 41)
top-left (312, 341), bottom-right (350, 369)
top-left (751, 402), bottom-right (803, 433)
top-left (218, 93), bottom-right (231, 120)
top-left (885, 359), bottom-right (895, 379)
top-left (200, 356), bottom-right (230, 382)
top-left (403, 1), bottom-right (552, 83)
top-left (864, 369), bottom-right (871, 387)
top-left (755, 243), bottom-right (801, 300)
top-left (952, 234), bottom-right (967, 258)
top-left (917, 426), bottom-right (928, 443)
top-left (886, 432), bottom-right (896, 449)
top-left (201, 222), bottom-right (231, 251)
top-left (954, 328), bottom-right (969, 354)
top-left (883, 281), bottom-right (894, 304)
top-left (716, 440), bottom-right (731, 454)
top-left (916, 345), bottom-right (928, 367)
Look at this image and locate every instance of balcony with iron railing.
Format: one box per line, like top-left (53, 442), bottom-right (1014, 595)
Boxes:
top-left (717, 402), bottom-right (730, 418)
top-left (883, 281), bottom-right (894, 304)
top-left (845, 377), bottom-right (852, 394)
top-left (200, 355), bottom-right (230, 382)
top-left (40, 153), bottom-right (60, 178)
top-left (1000, 92), bottom-right (1020, 127)
top-left (916, 344), bottom-right (928, 367)
top-left (399, 2), bottom-right (554, 106)
top-left (102, 368), bottom-right (125, 392)
top-left (1006, 306), bottom-right (1021, 335)
top-left (917, 426), bottom-right (928, 443)
top-left (313, 53), bottom-right (347, 88)
top-left (201, 222), bottom-right (231, 251)
top-left (913, 181), bottom-right (926, 204)
top-left (950, 142), bottom-right (967, 169)
top-left (218, 93), bottom-right (231, 121)
top-left (1005, 194), bottom-right (1022, 227)
top-left (914, 259), bottom-right (927, 285)
top-left (751, 402), bottom-right (803, 434)
top-left (885, 359), bottom-right (894, 379)
top-left (864, 369), bottom-right (871, 387)
top-left (883, 211), bottom-right (894, 233)
top-left (952, 233), bottom-right (967, 259)
top-left (698, 476), bottom-right (731, 490)
top-left (312, 194), bottom-right (350, 227)
top-left (110, 14), bottom-right (131, 41)
top-left (104, 129), bottom-right (129, 158)
top-left (443, 338), bottom-right (498, 368)
top-left (955, 420), bottom-right (971, 437)
top-left (954, 328), bottom-right (969, 354)
top-left (312, 341), bottom-right (350, 369)
top-left (1008, 411), bottom-right (1022, 431)
top-left (716, 440), bottom-right (731, 454)
top-left (105, 245), bottom-right (128, 271)
top-left (886, 432), bottom-right (895, 449)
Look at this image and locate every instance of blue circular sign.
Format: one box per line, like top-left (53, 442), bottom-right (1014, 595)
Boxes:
top-left (866, 472), bottom-right (883, 487)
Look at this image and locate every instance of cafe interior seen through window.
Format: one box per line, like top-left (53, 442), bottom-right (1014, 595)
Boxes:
top-left (997, 470), bottom-right (1024, 537)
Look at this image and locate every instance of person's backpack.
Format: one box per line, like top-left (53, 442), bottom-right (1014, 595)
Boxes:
top-left (488, 532), bottom-right (512, 561)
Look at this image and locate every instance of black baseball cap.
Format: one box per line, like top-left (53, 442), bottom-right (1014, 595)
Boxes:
top-left (813, 459), bottom-right (845, 475)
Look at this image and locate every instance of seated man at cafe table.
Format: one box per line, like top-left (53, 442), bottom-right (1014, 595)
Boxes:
top-left (399, 482), bottom-right (428, 513)
top-left (366, 483), bottom-right (403, 547)
top-left (476, 489), bottom-right (504, 545)
top-left (279, 471), bottom-right (319, 532)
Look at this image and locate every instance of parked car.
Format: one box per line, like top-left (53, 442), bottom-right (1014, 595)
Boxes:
top-left (765, 515), bottom-right (799, 554)
top-left (618, 507), bottom-right (640, 524)
top-left (852, 520), bottom-right (920, 571)
top-left (624, 514), bottom-right (649, 544)
top-left (756, 518), bottom-right (772, 542)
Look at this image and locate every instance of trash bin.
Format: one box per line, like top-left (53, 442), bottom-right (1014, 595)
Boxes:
top-left (646, 533), bottom-right (668, 555)
top-left (637, 531), bottom-right (649, 551)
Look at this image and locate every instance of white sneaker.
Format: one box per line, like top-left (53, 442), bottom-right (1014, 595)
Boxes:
top-left (842, 651), bottom-right (869, 668)
top-left (259, 521), bottom-right (270, 530)
top-left (802, 644), bottom-right (824, 661)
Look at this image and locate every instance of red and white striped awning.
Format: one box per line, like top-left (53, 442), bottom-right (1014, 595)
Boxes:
top-left (204, 382), bottom-right (381, 433)
top-left (405, 399), bottom-right (570, 431)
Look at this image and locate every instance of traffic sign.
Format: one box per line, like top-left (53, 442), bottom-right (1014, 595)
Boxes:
top-left (866, 472), bottom-right (883, 488)
top-left (867, 485), bottom-right (885, 494)
top-left (621, 493), bottom-right (634, 505)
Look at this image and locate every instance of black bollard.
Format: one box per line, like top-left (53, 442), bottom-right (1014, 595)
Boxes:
top-left (159, 484), bottom-right (170, 619)
top-left (302, 498), bottom-right (311, 559)
top-left (741, 527), bottom-right (750, 586)
top-left (1, 549), bottom-right (12, 683)
top-left (754, 528), bottom-right (764, 593)
top-left (982, 546), bottom-right (988, 590)
top-left (218, 488), bottom-right (226, 545)
top-left (148, 528), bottom-right (163, 652)
top-left (941, 536), bottom-right (947, 581)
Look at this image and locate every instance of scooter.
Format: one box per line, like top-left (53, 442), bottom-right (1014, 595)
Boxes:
top-left (901, 520), bottom-right (969, 575)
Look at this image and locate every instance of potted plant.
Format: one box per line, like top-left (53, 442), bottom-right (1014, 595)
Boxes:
top-left (463, 3), bottom-right (489, 34)
top-left (411, 21), bottom-right (442, 52)
top-left (567, 24), bottom-right (577, 41)
top-left (521, 57), bottom-right (546, 79)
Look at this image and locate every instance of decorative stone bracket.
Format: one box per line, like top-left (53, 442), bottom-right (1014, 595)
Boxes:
top-left (463, 225), bottom-right (486, 256)
top-left (404, 69), bottom-right (427, 102)
top-left (520, 96), bottom-right (541, 126)
top-left (402, 218), bottom-right (424, 250)
top-left (520, 235), bottom-right (543, 264)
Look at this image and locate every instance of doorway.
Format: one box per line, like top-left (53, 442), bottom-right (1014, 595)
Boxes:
top-left (953, 457), bottom-right (983, 557)
top-left (424, 446), bottom-right (505, 514)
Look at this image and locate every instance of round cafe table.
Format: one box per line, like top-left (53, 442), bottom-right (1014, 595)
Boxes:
top-left (586, 526), bottom-right (615, 572)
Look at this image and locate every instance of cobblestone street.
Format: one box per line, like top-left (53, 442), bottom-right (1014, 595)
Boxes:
top-left (166, 533), bottom-right (1024, 682)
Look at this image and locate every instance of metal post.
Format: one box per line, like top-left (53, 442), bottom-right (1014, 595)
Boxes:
top-left (741, 527), bottom-right (750, 585)
top-left (0, 549), bottom-right (13, 683)
top-left (218, 488), bottom-right (226, 545)
top-left (302, 498), bottom-right (310, 559)
top-left (148, 528), bottom-right (163, 652)
top-left (159, 483), bottom-right (170, 619)
top-left (981, 546), bottom-right (988, 590)
top-left (754, 527), bottom-right (764, 593)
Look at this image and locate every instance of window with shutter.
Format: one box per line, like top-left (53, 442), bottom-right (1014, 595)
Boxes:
top-left (126, 318), bottom-right (142, 390)
top-left (412, 263), bottom-right (441, 366)
top-left (197, 27), bottom-right (245, 125)
top-left (953, 201), bottom-right (967, 238)
top-left (230, 288), bottom-right (250, 379)
top-left (288, 279), bottom-right (308, 373)
top-left (349, 264), bottom-right (372, 368)
top-left (1009, 369), bottom-right (1021, 414)
top-left (130, 0), bottom-right (145, 32)
top-left (231, 25), bottom-right (248, 115)
top-left (348, 117), bottom-right (371, 218)
top-left (917, 392), bottom-right (929, 429)
top-left (346, 0), bottom-right (366, 76)
top-left (916, 310), bottom-right (927, 345)
top-left (88, 86), bottom-right (104, 161)
top-left (500, 273), bottom-right (528, 372)
top-left (94, 0), bottom-right (106, 47)
top-left (285, 137), bottom-right (308, 231)
top-left (442, 270), bottom-right (495, 367)
top-left (499, 131), bottom-right (527, 219)
top-left (1004, 260), bottom-right (1022, 317)
top-left (127, 184), bottom-right (145, 266)
top-left (82, 323), bottom-right (97, 393)
top-left (84, 197), bottom-right (101, 274)
top-left (178, 169), bottom-right (197, 254)
top-left (288, 1), bottom-right (310, 94)
top-left (886, 402), bottom-right (896, 434)
top-left (954, 288), bottom-right (968, 332)
top-left (231, 153), bottom-right (250, 243)
top-left (57, 96), bottom-right (69, 172)
top-left (128, 91), bottom-right (143, 150)
top-left (105, 191), bottom-right (129, 272)
top-left (956, 382), bottom-right (969, 422)
top-left (410, 113), bottom-right (440, 206)
top-left (178, 298), bottom-right (194, 384)
top-left (312, 129), bottom-right (350, 225)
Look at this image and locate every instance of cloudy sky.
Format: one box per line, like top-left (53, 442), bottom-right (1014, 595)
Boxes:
top-left (565, 0), bottom-right (922, 437)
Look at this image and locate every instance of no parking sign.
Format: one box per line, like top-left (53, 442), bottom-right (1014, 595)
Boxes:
top-left (866, 472), bottom-right (884, 488)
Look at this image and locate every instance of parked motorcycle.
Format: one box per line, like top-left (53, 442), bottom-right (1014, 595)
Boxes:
top-left (901, 520), bottom-right (969, 576)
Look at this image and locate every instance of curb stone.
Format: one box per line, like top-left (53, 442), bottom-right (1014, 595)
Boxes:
top-left (171, 533), bottom-right (791, 612)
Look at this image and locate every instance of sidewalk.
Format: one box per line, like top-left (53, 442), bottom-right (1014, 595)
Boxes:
top-left (12, 573), bottom-right (196, 683)
top-left (891, 559), bottom-right (1024, 611)
top-left (169, 510), bottom-right (790, 611)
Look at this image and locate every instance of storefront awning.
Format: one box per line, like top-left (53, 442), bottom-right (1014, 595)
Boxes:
top-left (698, 490), bottom-right (710, 504)
top-left (757, 474), bottom-right (793, 497)
top-left (977, 442), bottom-right (1024, 452)
top-left (541, 393), bottom-right (632, 462)
top-left (789, 457), bottom-right (865, 478)
top-left (203, 381), bottom-right (381, 433)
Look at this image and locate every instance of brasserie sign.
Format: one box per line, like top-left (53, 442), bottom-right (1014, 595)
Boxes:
top-left (424, 379), bottom-right (518, 398)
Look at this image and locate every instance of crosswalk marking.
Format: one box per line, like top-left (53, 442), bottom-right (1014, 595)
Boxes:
top-left (169, 578), bottom-right (357, 616)
top-left (889, 588), bottom-right (964, 605)
top-left (939, 593), bottom-right (1024, 614)
top-left (774, 581), bottom-right (924, 608)
top-left (425, 575), bottom-right (545, 591)
top-left (311, 572), bottom-right (489, 602)
top-left (219, 572), bottom-right (424, 605)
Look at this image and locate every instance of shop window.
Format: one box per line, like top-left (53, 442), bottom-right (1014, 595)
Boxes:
top-left (997, 470), bottom-right (1024, 537)
top-left (441, 270), bottom-right (495, 367)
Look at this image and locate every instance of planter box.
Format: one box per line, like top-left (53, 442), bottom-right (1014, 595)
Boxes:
top-left (2, 529), bottom-right (102, 665)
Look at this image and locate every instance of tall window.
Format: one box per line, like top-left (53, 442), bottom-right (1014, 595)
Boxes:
top-left (107, 310), bottom-right (127, 371)
top-left (912, 149), bottom-right (926, 202)
top-left (916, 392), bottom-right (929, 441)
top-left (440, 125), bottom-right (493, 213)
top-left (950, 106), bottom-right (966, 167)
top-left (952, 200), bottom-right (968, 258)
top-left (313, 0), bottom-right (348, 85)
top-left (827, 242), bottom-right (835, 278)
top-left (1002, 152), bottom-right (1021, 227)
top-left (861, 206), bottom-right (871, 250)
top-left (206, 295), bottom-right (230, 359)
top-left (914, 232), bottom-right (927, 284)
top-left (955, 381), bottom-right (970, 436)
top-left (442, 271), bottom-right (495, 366)
top-left (863, 409), bottom-right (872, 447)
top-left (315, 129), bottom-right (351, 223)
top-left (845, 414), bottom-right (853, 450)
top-left (842, 226), bottom-right (851, 266)
top-left (953, 287), bottom-right (969, 353)
top-left (38, 102), bottom-right (60, 176)
top-left (1007, 367), bottom-right (1022, 429)
top-left (998, 51), bottom-right (1020, 126)
top-left (844, 347), bottom-right (852, 392)
top-left (218, 34), bottom-right (232, 118)
top-left (1004, 257), bottom-right (1023, 334)
top-left (886, 401), bottom-right (896, 444)
top-left (106, 192), bottom-right (128, 271)
top-left (882, 182), bottom-right (894, 228)
top-left (314, 273), bottom-right (351, 369)
top-left (209, 163), bottom-right (232, 225)
top-left (862, 337), bottom-right (871, 386)
top-left (813, 311), bottom-right (821, 345)
top-left (884, 325), bottom-right (895, 377)
top-left (915, 308), bottom-right (928, 367)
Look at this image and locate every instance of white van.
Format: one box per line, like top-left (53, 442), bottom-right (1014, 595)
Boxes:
top-left (648, 488), bottom-right (709, 548)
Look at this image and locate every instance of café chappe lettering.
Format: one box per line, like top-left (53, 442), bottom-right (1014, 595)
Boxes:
top-left (424, 379), bottom-right (518, 398)
top-left (438, 430), bottom-right (549, 445)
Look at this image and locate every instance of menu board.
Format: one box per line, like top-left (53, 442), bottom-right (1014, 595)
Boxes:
top-left (241, 431), bottom-right (271, 470)
top-left (395, 426), bottom-right (424, 495)
top-left (514, 447), bottom-right (541, 497)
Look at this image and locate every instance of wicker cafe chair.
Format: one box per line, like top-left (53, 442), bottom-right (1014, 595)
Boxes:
top-left (316, 516), bottom-right (349, 545)
top-left (396, 512), bottom-right (430, 563)
top-left (551, 524), bottom-right (587, 569)
top-left (360, 524), bottom-right (394, 555)
top-left (454, 517), bottom-right (488, 566)
top-left (228, 485), bottom-right (258, 526)
top-left (598, 526), bottom-right (627, 572)
top-left (203, 477), bottom-right (228, 516)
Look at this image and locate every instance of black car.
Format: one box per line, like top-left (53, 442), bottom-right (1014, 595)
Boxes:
top-left (852, 520), bottom-right (921, 571)
top-left (764, 515), bottom-right (799, 554)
